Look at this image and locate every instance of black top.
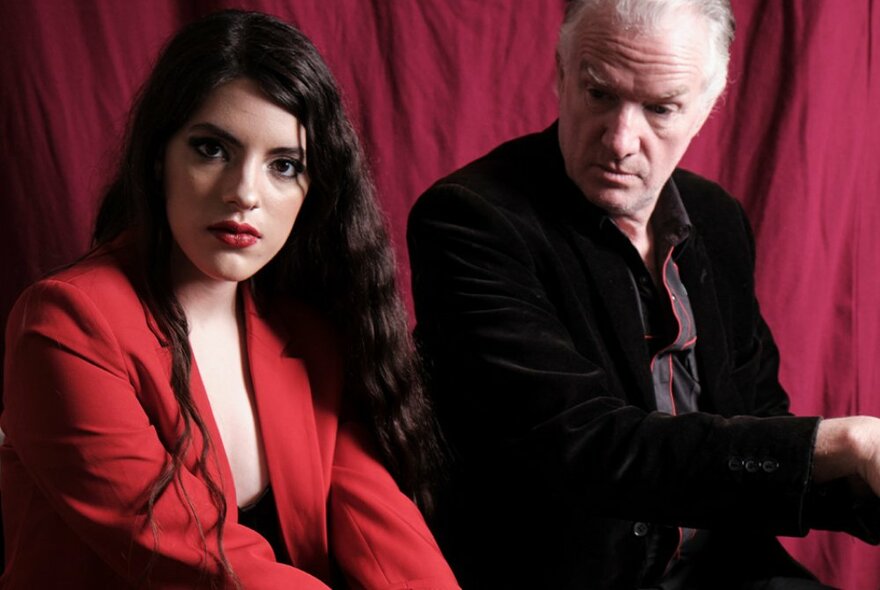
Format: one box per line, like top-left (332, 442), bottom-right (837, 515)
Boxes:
top-left (238, 487), bottom-right (291, 565)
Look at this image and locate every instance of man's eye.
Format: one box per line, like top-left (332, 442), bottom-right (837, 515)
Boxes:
top-left (588, 88), bottom-right (611, 101)
top-left (190, 138), bottom-right (226, 159)
top-left (271, 158), bottom-right (305, 179)
top-left (646, 104), bottom-right (672, 116)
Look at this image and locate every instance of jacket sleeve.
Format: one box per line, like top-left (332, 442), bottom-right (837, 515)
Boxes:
top-left (2, 279), bottom-right (331, 589)
top-left (407, 182), bottom-right (820, 535)
top-left (328, 420), bottom-right (459, 590)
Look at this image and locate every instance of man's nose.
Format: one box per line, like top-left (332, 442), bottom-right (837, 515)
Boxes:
top-left (601, 104), bottom-right (641, 160)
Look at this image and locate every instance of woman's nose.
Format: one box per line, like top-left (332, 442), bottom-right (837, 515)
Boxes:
top-left (226, 160), bottom-right (260, 210)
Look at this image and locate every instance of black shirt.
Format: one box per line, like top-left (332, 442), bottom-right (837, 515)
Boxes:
top-left (237, 487), bottom-right (291, 565)
top-left (601, 183), bottom-right (707, 588)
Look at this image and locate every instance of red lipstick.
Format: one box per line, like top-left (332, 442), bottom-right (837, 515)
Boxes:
top-left (208, 220), bottom-right (261, 248)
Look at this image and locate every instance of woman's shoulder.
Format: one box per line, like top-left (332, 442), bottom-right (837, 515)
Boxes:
top-left (8, 245), bottom-right (148, 341)
top-left (46, 246), bottom-right (136, 293)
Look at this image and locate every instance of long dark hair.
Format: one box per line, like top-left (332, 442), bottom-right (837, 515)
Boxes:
top-left (94, 9), bottom-right (442, 585)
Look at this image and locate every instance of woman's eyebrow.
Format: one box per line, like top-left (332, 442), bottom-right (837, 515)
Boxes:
top-left (187, 122), bottom-right (305, 157)
top-left (187, 122), bottom-right (243, 147)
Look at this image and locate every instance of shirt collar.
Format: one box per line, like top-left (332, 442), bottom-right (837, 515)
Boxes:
top-left (594, 176), bottom-right (693, 253)
top-left (651, 179), bottom-right (692, 252)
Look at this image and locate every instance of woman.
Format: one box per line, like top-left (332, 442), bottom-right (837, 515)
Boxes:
top-left (1, 10), bottom-right (457, 589)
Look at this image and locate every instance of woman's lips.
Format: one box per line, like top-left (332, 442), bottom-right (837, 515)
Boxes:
top-left (207, 220), bottom-right (261, 248)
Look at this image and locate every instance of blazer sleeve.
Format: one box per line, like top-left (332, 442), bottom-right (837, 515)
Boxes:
top-left (407, 182), bottom-right (820, 535)
top-left (328, 420), bottom-right (459, 590)
top-left (2, 279), bottom-right (330, 589)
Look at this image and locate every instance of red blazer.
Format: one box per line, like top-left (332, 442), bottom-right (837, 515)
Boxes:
top-left (1, 246), bottom-right (457, 589)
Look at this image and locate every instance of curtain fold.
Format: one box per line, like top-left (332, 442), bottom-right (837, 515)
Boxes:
top-left (1, 1), bottom-right (877, 586)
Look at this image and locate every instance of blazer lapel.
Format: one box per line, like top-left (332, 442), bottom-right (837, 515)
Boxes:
top-left (560, 207), bottom-right (744, 417)
top-left (571, 231), bottom-right (657, 409)
top-left (187, 360), bottom-right (239, 510)
top-left (551, 208), bottom-right (654, 408)
top-left (540, 134), bottom-right (656, 409)
top-left (242, 289), bottom-right (329, 575)
top-left (676, 234), bottom-right (743, 416)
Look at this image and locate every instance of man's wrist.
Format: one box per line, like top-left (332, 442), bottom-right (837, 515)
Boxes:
top-left (813, 416), bottom-right (880, 486)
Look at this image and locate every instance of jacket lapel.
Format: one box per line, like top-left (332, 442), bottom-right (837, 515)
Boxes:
top-left (242, 289), bottom-right (330, 575)
top-left (537, 126), bottom-right (742, 417)
top-left (538, 131), bottom-right (656, 409)
top-left (675, 234), bottom-right (743, 416)
top-left (569, 229), bottom-right (657, 409)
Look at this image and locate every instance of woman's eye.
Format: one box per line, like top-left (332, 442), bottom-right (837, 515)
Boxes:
top-left (271, 158), bottom-right (305, 179)
top-left (189, 138), bottom-right (227, 160)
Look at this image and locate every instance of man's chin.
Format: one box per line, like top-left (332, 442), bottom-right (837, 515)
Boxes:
top-left (579, 185), bottom-right (657, 219)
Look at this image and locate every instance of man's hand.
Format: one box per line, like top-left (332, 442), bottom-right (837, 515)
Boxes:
top-left (814, 416), bottom-right (880, 496)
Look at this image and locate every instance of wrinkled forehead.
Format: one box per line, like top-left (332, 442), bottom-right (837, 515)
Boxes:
top-left (563, 6), bottom-right (714, 85)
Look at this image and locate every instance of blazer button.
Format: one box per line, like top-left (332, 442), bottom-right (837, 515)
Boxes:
top-left (762, 459), bottom-right (780, 473)
top-left (728, 457), bottom-right (743, 471)
top-left (744, 459), bottom-right (759, 473)
top-left (633, 522), bottom-right (650, 537)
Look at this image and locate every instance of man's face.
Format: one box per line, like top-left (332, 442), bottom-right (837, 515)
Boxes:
top-left (556, 8), bottom-right (714, 223)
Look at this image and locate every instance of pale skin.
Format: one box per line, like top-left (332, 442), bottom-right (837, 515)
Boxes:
top-left (176, 266), bottom-right (264, 506)
top-left (556, 6), bottom-right (713, 284)
top-left (557, 6), bottom-right (880, 497)
top-left (163, 78), bottom-right (310, 506)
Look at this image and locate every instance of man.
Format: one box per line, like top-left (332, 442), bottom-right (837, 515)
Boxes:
top-left (407, 0), bottom-right (880, 588)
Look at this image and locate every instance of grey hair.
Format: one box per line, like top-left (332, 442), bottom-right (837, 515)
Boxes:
top-left (558, 0), bottom-right (735, 106)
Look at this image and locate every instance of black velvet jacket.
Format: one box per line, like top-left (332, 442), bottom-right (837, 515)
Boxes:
top-left (408, 124), bottom-right (876, 589)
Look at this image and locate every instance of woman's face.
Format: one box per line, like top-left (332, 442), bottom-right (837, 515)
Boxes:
top-left (163, 77), bottom-right (309, 287)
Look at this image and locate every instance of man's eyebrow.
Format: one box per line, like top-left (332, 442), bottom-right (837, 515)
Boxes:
top-left (579, 61), bottom-right (611, 86)
top-left (186, 122), bottom-right (305, 157)
top-left (579, 61), bottom-right (689, 101)
top-left (654, 86), bottom-right (689, 101)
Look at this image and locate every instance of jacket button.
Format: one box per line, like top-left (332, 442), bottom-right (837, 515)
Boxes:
top-left (744, 459), bottom-right (759, 473)
top-left (633, 522), bottom-right (650, 537)
top-left (728, 457), bottom-right (743, 471)
top-left (762, 459), bottom-right (779, 473)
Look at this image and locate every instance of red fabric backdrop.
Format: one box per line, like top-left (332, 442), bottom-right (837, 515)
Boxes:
top-left (1, 1), bottom-right (878, 587)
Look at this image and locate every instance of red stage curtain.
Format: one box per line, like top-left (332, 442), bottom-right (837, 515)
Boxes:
top-left (1, 1), bottom-right (877, 586)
